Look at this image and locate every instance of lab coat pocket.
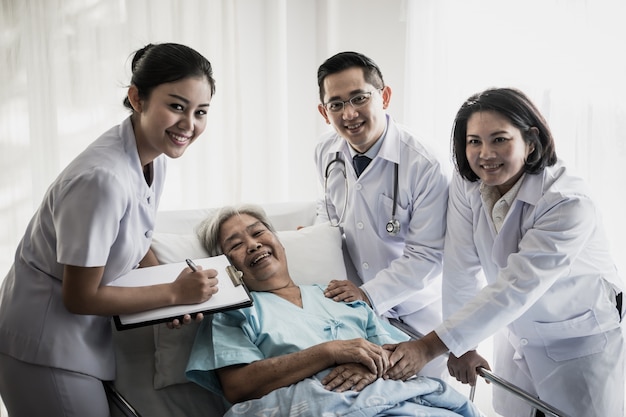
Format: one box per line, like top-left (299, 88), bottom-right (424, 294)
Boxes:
top-left (534, 310), bottom-right (607, 362)
top-left (377, 193), bottom-right (408, 240)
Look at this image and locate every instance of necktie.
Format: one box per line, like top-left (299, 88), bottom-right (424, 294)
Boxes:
top-left (353, 154), bottom-right (371, 177)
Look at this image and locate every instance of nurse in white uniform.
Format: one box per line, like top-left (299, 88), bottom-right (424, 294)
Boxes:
top-left (0, 43), bottom-right (219, 417)
top-left (314, 52), bottom-right (449, 379)
top-left (385, 87), bottom-right (624, 417)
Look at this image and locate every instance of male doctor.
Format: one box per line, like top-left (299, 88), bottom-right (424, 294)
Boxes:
top-left (313, 51), bottom-right (449, 378)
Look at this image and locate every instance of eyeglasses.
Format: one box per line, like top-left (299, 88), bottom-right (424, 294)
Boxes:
top-left (323, 90), bottom-right (380, 113)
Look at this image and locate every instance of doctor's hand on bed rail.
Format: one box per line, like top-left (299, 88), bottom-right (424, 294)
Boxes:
top-left (447, 350), bottom-right (491, 387)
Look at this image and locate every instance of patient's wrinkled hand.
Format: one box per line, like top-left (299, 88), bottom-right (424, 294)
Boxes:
top-left (324, 280), bottom-right (371, 306)
top-left (322, 363), bottom-right (377, 392)
top-left (328, 338), bottom-right (389, 378)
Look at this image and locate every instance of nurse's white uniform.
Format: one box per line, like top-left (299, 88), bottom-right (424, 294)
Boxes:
top-left (0, 116), bottom-right (166, 380)
top-left (315, 116), bottom-right (449, 378)
top-left (437, 162), bottom-right (624, 417)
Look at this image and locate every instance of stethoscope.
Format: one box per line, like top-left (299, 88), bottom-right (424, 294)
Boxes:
top-left (324, 151), bottom-right (400, 236)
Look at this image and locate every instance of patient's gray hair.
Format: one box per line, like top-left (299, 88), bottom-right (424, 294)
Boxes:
top-left (196, 204), bottom-right (277, 256)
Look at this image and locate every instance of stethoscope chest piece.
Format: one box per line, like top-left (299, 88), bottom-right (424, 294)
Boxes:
top-left (386, 219), bottom-right (400, 236)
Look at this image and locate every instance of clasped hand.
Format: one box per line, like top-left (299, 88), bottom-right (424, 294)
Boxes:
top-left (322, 338), bottom-right (392, 392)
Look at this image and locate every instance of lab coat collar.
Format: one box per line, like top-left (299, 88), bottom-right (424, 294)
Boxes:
top-left (375, 115), bottom-right (401, 164)
top-left (515, 160), bottom-right (567, 206)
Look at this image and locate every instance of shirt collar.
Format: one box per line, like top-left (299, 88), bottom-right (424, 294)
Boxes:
top-left (480, 173), bottom-right (526, 215)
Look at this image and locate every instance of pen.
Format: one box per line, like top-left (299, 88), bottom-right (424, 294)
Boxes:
top-left (186, 258), bottom-right (198, 272)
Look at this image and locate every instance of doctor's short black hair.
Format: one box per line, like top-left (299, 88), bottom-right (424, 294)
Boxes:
top-left (317, 51), bottom-right (385, 103)
top-left (451, 87), bottom-right (558, 182)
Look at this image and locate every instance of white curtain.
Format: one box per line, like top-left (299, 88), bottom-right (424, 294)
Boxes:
top-left (0, 0), bottom-right (409, 279)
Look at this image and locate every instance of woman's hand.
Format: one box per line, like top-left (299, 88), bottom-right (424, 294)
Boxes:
top-left (447, 350), bottom-right (491, 386)
top-left (324, 280), bottom-right (371, 306)
top-left (322, 363), bottom-right (377, 392)
top-left (167, 265), bottom-right (218, 329)
top-left (171, 264), bottom-right (219, 305)
top-left (166, 312), bottom-right (205, 329)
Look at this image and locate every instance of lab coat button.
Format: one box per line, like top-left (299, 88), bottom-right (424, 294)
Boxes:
top-left (145, 230), bottom-right (153, 238)
top-left (362, 263), bottom-right (369, 270)
top-left (520, 338), bottom-right (528, 346)
top-left (355, 184), bottom-right (362, 191)
top-left (357, 222), bottom-right (364, 229)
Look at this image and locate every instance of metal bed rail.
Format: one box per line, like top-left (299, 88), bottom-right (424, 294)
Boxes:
top-left (387, 318), bottom-right (570, 417)
top-left (104, 381), bottom-right (142, 417)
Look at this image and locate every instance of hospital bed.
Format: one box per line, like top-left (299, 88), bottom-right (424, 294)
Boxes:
top-left (108, 201), bottom-right (569, 417)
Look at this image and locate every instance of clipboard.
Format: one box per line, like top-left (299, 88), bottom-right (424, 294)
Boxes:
top-left (110, 255), bottom-right (252, 330)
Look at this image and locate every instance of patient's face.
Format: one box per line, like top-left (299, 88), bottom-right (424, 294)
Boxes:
top-left (219, 213), bottom-right (289, 291)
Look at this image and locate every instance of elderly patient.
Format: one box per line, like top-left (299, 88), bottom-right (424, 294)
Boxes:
top-left (185, 204), bottom-right (482, 417)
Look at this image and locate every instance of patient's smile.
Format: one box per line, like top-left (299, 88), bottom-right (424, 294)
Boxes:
top-left (250, 252), bottom-right (271, 267)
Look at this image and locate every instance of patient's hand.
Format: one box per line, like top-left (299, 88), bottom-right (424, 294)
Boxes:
top-left (322, 363), bottom-right (377, 392)
top-left (324, 280), bottom-right (371, 306)
top-left (328, 338), bottom-right (389, 378)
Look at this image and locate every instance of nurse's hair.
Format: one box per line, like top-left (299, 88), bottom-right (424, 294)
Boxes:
top-left (122, 43), bottom-right (216, 111)
top-left (196, 204), bottom-right (277, 257)
top-left (451, 87), bottom-right (557, 182)
top-left (317, 51), bottom-right (385, 103)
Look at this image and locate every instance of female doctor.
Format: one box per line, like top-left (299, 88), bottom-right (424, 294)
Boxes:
top-left (0, 43), bottom-right (219, 417)
top-left (382, 87), bottom-right (624, 417)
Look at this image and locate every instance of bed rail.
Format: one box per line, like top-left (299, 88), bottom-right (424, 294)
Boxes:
top-left (387, 318), bottom-right (570, 417)
top-left (104, 381), bottom-right (143, 417)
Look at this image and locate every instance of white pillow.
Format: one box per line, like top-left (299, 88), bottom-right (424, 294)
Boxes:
top-left (151, 222), bottom-right (347, 389)
top-left (150, 222), bottom-right (347, 285)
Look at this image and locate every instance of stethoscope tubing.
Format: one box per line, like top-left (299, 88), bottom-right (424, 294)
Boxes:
top-left (324, 154), bottom-right (348, 227)
top-left (324, 152), bottom-right (399, 235)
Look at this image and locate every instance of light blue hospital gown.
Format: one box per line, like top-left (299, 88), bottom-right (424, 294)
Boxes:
top-left (186, 285), bottom-right (483, 417)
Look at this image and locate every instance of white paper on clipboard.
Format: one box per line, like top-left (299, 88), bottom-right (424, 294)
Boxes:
top-left (110, 255), bottom-right (252, 330)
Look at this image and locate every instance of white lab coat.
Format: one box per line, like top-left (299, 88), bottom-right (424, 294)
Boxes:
top-left (314, 116), bottom-right (449, 338)
top-left (437, 162), bottom-right (624, 417)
